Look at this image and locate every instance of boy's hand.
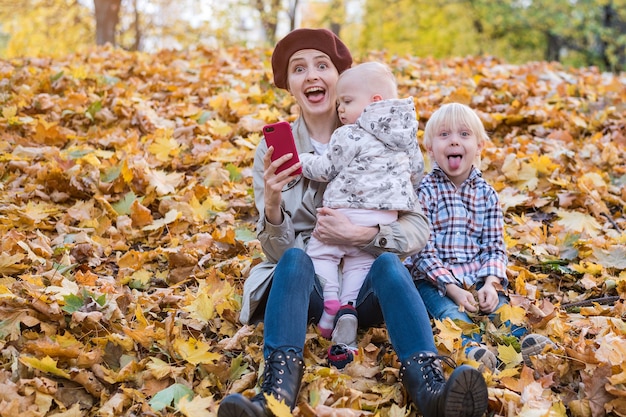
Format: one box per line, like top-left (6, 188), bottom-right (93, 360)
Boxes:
top-left (446, 284), bottom-right (479, 313)
top-left (477, 276), bottom-right (500, 313)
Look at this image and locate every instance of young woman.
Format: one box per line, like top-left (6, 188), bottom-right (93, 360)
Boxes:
top-left (217, 28), bottom-right (488, 417)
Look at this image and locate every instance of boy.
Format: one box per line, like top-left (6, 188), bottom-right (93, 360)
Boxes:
top-left (405, 103), bottom-right (553, 371)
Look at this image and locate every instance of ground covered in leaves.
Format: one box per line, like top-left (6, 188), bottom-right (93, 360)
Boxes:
top-left (0, 45), bottom-right (625, 417)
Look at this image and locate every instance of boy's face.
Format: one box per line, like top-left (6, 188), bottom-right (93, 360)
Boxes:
top-left (428, 123), bottom-right (483, 187)
top-left (335, 76), bottom-right (373, 125)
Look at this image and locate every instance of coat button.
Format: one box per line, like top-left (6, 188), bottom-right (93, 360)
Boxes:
top-left (379, 237), bottom-right (387, 247)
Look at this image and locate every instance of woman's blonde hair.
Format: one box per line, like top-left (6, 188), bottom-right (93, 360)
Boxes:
top-left (422, 103), bottom-right (489, 167)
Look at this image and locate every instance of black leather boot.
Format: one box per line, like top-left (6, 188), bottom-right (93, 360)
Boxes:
top-left (218, 349), bottom-right (305, 417)
top-left (400, 351), bottom-right (488, 417)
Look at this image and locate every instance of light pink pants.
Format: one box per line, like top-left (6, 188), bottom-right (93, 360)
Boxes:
top-left (307, 207), bottom-right (398, 305)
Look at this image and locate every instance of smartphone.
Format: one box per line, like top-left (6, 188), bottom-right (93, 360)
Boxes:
top-left (262, 121), bottom-right (302, 175)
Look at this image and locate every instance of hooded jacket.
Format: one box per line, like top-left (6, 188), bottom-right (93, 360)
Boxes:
top-left (300, 97), bottom-right (423, 210)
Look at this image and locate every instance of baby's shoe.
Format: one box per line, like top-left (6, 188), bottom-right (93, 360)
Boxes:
top-left (328, 304), bottom-right (358, 369)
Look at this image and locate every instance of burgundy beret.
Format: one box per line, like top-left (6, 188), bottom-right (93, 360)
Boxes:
top-left (271, 28), bottom-right (353, 90)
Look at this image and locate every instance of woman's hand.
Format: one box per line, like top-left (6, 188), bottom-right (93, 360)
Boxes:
top-left (313, 207), bottom-right (378, 246)
top-left (263, 147), bottom-right (302, 225)
top-left (446, 284), bottom-right (479, 313)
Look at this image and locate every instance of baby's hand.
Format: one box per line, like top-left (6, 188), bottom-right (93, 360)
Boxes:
top-left (446, 284), bottom-right (479, 313)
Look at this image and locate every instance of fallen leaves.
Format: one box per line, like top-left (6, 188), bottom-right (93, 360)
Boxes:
top-left (0, 45), bottom-right (624, 416)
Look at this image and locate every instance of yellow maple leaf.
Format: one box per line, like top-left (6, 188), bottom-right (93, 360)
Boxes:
top-left (498, 344), bottom-right (522, 368)
top-left (0, 284), bottom-right (15, 299)
top-left (555, 210), bottom-right (602, 237)
top-left (0, 252), bottom-right (28, 275)
top-left (501, 155), bottom-right (539, 190)
top-left (498, 187), bottom-right (531, 213)
top-left (142, 209), bottom-right (182, 231)
top-left (174, 338), bottom-right (221, 365)
top-left (516, 163), bottom-right (539, 191)
top-left (148, 131), bottom-right (180, 162)
top-left (207, 119), bottom-right (233, 140)
top-left (20, 355), bottom-right (71, 379)
top-left (496, 304), bottom-right (527, 326)
top-left (147, 169), bottom-right (185, 196)
top-left (2, 105), bottom-right (17, 119)
top-left (528, 154), bottom-right (559, 176)
top-left (147, 357), bottom-right (185, 380)
top-left (433, 318), bottom-right (463, 352)
top-left (257, 108), bottom-right (284, 123)
top-left (184, 289), bottom-right (215, 322)
top-left (121, 159), bottom-right (134, 183)
top-left (20, 201), bottom-right (60, 225)
top-left (570, 261), bottom-right (603, 275)
top-left (190, 195), bottom-right (209, 222)
top-left (265, 393), bottom-right (293, 417)
top-left (177, 395), bottom-right (214, 417)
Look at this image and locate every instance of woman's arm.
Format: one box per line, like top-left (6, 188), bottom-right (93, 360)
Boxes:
top-left (313, 206), bottom-right (430, 258)
top-left (253, 141), bottom-right (304, 263)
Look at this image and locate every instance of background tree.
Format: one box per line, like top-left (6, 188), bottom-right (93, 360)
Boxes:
top-left (94, 0), bottom-right (121, 46)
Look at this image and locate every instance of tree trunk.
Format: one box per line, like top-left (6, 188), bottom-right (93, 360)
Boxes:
top-left (545, 32), bottom-right (561, 62)
top-left (601, 2), bottom-right (625, 72)
top-left (94, 0), bottom-right (121, 46)
top-left (132, 0), bottom-right (141, 51)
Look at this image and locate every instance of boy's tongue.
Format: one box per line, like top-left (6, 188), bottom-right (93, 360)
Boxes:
top-left (448, 155), bottom-right (462, 170)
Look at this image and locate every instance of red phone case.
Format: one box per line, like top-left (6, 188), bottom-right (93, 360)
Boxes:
top-left (263, 121), bottom-right (302, 175)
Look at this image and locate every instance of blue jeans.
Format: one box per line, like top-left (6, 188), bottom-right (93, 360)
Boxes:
top-left (415, 279), bottom-right (527, 348)
top-left (261, 248), bottom-right (436, 361)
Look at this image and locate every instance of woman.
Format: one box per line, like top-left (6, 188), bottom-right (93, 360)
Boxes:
top-left (217, 28), bottom-right (488, 417)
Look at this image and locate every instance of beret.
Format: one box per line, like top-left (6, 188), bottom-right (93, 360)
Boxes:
top-left (271, 28), bottom-right (353, 90)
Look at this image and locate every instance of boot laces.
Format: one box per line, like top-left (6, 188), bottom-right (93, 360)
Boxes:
top-left (420, 354), bottom-right (456, 385)
top-left (260, 351), bottom-right (293, 398)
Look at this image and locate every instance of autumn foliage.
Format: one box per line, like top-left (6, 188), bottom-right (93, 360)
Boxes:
top-left (0, 45), bottom-right (625, 417)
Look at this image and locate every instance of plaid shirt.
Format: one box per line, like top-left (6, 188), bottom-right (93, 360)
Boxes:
top-left (405, 165), bottom-right (508, 295)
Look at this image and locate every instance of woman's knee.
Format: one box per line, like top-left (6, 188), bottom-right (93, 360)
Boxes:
top-left (280, 247), bottom-right (308, 264)
top-left (369, 253), bottom-right (410, 289)
top-left (274, 248), bottom-right (315, 288)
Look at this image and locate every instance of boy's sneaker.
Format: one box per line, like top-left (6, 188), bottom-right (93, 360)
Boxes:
top-left (521, 334), bottom-right (556, 366)
top-left (467, 345), bottom-right (497, 372)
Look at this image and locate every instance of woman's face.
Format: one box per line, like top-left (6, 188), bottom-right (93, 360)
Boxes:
top-left (286, 49), bottom-right (340, 118)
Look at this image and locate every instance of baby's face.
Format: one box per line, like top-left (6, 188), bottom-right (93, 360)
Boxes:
top-left (428, 123), bottom-right (482, 187)
top-left (335, 76), bottom-right (373, 125)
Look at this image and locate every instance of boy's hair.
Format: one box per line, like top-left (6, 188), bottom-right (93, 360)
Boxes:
top-left (337, 62), bottom-right (398, 99)
top-left (422, 103), bottom-right (489, 150)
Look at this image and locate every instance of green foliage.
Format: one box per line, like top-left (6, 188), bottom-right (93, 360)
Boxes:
top-left (149, 383), bottom-right (194, 411)
top-left (0, 0), bottom-right (94, 58)
top-left (356, 0), bottom-right (626, 71)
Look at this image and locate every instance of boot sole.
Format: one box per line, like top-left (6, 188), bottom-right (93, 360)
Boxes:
top-left (218, 394), bottom-right (265, 417)
top-left (443, 365), bottom-right (489, 417)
